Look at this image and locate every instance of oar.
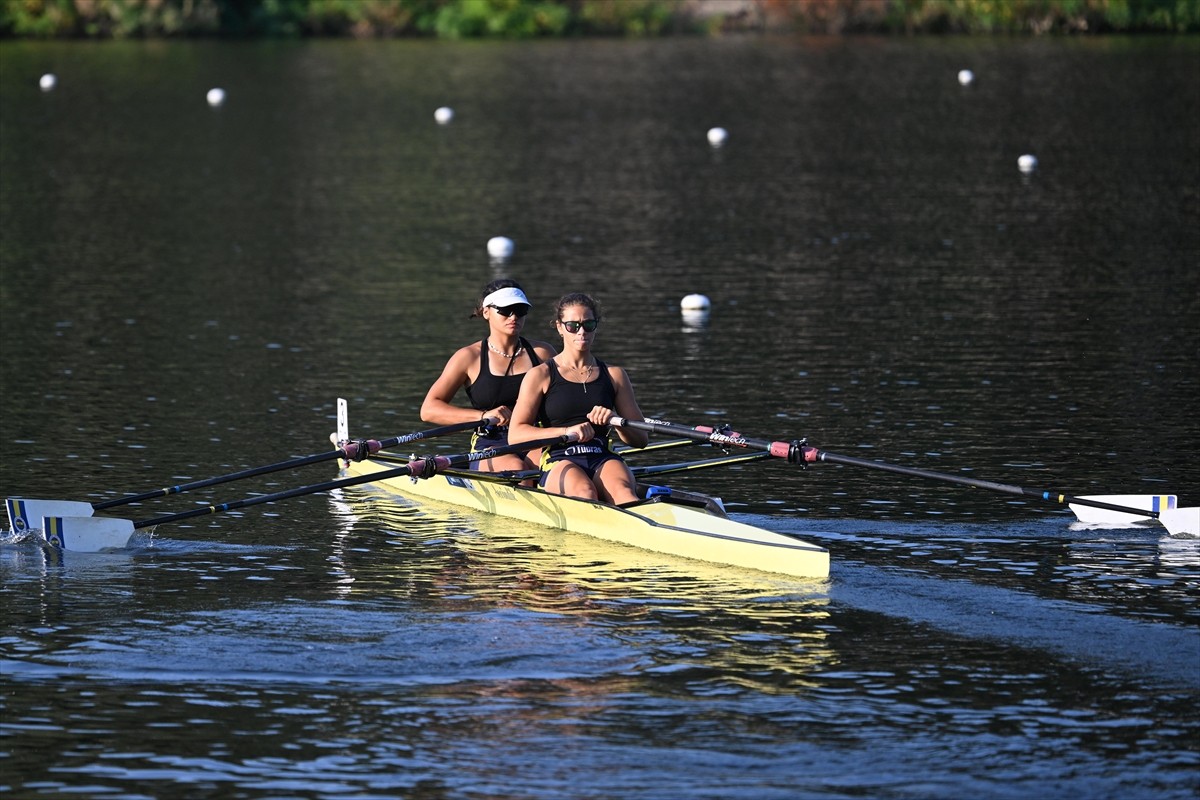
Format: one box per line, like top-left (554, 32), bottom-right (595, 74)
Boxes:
top-left (611, 416), bottom-right (1199, 537)
top-left (6, 418), bottom-right (495, 534)
top-left (1066, 494), bottom-right (1176, 524)
top-left (631, 451), bottom-right (773, 477)
top-left (613, 437), bottom-right (697, 455)
top-left (40, 433), bottom-right (572, 553)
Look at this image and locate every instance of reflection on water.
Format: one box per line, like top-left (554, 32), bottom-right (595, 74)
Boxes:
top-left (772, 515), bottom-right (1200, 626)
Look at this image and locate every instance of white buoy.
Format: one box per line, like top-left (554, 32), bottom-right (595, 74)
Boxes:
top-left (957, 69), bottom-right (974, 86)
top-left (39, 73), bottom-right (57, 92)
top-left (706, 127), bottom-right (728, 147)
top-left (487, 236), bottom-right (514, 259)
top-left (434, 106), bottom-right (454, 124)
top-left (1018, 154), bottom-right (1038, 173)
top-left (206, 88), bottom-right (226, 107)
top-left (680, 293), bottom-right (711, 311)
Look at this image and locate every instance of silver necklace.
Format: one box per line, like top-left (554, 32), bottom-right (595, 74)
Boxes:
top-left (487, 339), bottom-right (523, 376)
top-left (487, 339), bottom-right (523, 359)
top-left (562, 360), bottom-right (595, 393)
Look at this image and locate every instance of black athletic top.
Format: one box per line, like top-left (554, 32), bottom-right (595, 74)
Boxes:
top-left (538, 359), bottom-right (618, 440)
top-left (465, 337), bottom-right (542, 412)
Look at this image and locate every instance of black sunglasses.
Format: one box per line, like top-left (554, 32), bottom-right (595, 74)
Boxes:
top-left (560, 319), bottom-right (598, 333)
top-left (490, 305), bottom-right (529, 318)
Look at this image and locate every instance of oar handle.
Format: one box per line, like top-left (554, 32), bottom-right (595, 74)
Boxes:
top-left (373, 417), bottom-right (499, 452)
top-left (92, 417), bottom-right (496, 511)
top-left (131, 431), bottom-right (566, 530)
top-left (611, 416), bottom-right (807, 462)
top-left (404, 433), bottom-right (570, 480)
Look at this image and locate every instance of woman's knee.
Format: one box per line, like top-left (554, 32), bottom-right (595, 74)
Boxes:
top-left (544, 463), bottom-right (598, 500)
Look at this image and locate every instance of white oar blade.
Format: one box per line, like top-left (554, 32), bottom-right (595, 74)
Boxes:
top-left (42, 515), bottom-right (135, 552)
top-left (1069, 494), bottom-right (1177, 524)
top-left (7, 498), bottom-right (95, 534)
top-left (1158, 507), bottom-right (1199, 537)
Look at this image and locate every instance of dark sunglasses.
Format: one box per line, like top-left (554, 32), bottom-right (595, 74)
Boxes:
top-left (490, 305), bottom-right (529, 318)
top-left (560, 319), bottom-right (598, 333)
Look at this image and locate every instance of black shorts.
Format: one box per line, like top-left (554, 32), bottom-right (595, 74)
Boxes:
top-left (539, 440), bottom-right (621, 484)
top-left (469, 426), bottom-right (510, 470)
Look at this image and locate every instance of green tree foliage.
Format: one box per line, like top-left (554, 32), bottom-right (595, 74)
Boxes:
top-left (2, 0), bottom-right (1197, 38)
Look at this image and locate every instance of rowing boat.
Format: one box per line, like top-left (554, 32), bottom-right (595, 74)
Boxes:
top-left (13, 400), bottom-right (1193, 557)
top-left (333, 402), bottom-right (830, 579)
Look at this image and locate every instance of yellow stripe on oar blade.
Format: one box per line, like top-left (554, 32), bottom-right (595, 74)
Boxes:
top-left (42, 515), bottom-right (136, 552)
top-left (1069, 494), bottom-right (1177, 524)
top-left (7, 498), bottom-right (95, 533)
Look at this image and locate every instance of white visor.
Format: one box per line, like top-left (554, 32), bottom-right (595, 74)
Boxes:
top-left (482, 287), bottom-right (531, 309)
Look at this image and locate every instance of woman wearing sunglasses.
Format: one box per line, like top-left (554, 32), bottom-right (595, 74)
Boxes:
top-left (421, 279), bottom-right (557, 473)
top-left (508, 292), bottom-right (649, 505)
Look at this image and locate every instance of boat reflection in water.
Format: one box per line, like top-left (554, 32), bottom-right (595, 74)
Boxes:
top-left (327, 487), bottom-right (835, 694)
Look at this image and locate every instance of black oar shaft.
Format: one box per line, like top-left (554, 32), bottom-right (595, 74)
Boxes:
top-left (130, 433), bottom-right (566, 530)
top-left (132, 467), bottom-right (413, 529)
top-left (808, 450), bottom-right (1160, 518)
top-left (613, 417), bottom-right (795, 456)
top-left (615, 415), bottom-right (1162, 520)
top-left (92, 418), bottom-right (493, 511)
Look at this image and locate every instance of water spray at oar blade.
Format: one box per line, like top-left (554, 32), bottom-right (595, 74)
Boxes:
top-left (39, 434), bottom-right (570, 553)
top-left (610, 417), bottom-right (1199, 537)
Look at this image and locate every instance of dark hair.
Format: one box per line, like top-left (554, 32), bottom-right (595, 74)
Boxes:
top-left (551, 292), bottom-right (601, 328)
top-left (471, 278), bottom-right (525, 319)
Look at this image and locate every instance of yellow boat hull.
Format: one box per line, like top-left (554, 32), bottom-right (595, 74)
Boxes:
top-left (340, 457), bottom-right (830, 579)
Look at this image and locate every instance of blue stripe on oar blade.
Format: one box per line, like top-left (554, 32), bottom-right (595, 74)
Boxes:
top-left (41, 515), bottom-right (136, 552)
top-left (6, 498), bottom-right (96, 533)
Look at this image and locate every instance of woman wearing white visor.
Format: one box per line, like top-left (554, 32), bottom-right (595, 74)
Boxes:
top-left (421, 280), bottom-right (557, 473)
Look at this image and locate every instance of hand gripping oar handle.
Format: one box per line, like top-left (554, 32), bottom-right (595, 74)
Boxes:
top-left (125, 433), bottom-right (569, 530)
top-left (611, 416), bottom-right (1168, 521)
top-left (90, 417), bottom-right (496, 511)
top-left (610, 417), bottom-right (809, 463)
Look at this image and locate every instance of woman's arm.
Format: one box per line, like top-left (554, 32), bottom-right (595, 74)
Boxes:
top-left (592, 366), bottom-right (648, 448)
top-left (507, 365), bottom-right (551, 445)
top-left (420, 346), bottom-right (485, 425)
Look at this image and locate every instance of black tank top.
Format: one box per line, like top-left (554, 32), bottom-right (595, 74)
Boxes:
top-left (539, 359), bottom-right (617, 438)
top-left (465, 337), bottom-right (542, 411)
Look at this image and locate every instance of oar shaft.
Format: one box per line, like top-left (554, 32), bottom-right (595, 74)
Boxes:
top-left (615, 415), bottom-right (1165, 521)
top-left (130, 433), bottom-right (567, 530)
top-left (132, 467), bottom-right (414, 528)
top-left (807, 449), bottom-right (1163, 518)
top-left (809, 450), bottom-right (1029, 496)
top-left (92, 418), bottom-right (493, 511)
top-left (631, 451), bottom-right (772, 477)
top-left (612, 417), bottom-right (801, 459)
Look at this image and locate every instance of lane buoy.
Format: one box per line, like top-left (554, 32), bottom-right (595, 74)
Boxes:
top-left (706, 127), bottom-right (728, 147)
top-left (435, 106), bottom-right (454, 124)
top-left (206, 88), bottom-right (226, 107)
top-left (39, 73), bottom-right (57, 91)
top-left (1018, 154), bottom-right (1038, 173)
top-left (487, 236), bottom-right (514, 259)
top-left (680, 293), bottom-right (711, 311)
top-left (957, 69), bottom-right (974, 86)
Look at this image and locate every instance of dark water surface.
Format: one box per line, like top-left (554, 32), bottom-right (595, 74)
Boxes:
top-left (2, 36), bottom-right (1198, 799)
